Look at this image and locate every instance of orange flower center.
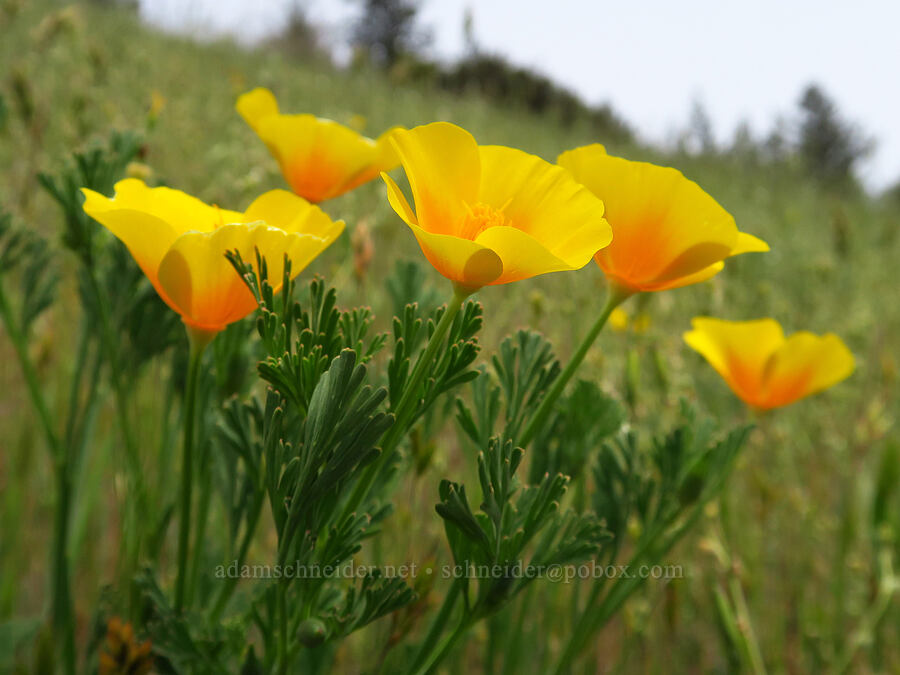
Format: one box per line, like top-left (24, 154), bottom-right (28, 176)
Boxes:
top-left (460, 202), bottom-right (508, 240)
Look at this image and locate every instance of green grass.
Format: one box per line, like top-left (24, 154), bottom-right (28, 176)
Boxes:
top-left (1, 1), bottom-right (898, 672)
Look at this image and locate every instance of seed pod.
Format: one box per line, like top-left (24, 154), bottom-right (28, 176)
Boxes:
top-left (296, 617), bottom-right (328, 647)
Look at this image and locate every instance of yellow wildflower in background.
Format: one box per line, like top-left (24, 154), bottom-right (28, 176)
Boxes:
top-left (149, 90), bottom-right (166, 120)
top-left (82, 179), bottom-right (343, 337)
top-left (237, 87), bottom-right (401, 203)
top-left (632, 314), bottom-right (651, 334)
top-left (382, 122), bottom-right (612, 291)
top-left (557, 144), bottom-right (768, 293)
top-left (683, 317), bottom-right (854, 410)
top-left (608, 307), bottom-right (651, 333)
top-left (609, 307), bottom-right (629, 332)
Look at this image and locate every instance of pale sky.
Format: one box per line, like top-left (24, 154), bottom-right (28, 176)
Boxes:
top-left (139, 0), bottom-right (900, 191)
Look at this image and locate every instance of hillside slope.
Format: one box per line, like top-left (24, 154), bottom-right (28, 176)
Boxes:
top-left (1, 1), bottom-right (897, 672)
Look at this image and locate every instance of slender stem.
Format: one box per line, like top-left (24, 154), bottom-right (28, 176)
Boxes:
top-left (187, 467), bottom-right (212, 607)
top-left (339, 286), bottom-right (469, 522)
top-left (210, 495), bottom-right (265, 621)
top-left (62, 324), bottom-right (91, 450)
top-left (728, 575), bottom-right (767, 675)
top-left (84, 271), bottom-right (140, 467)
top-left (151, 360), bottom-right (180, 561)
top-left (553, 503), bottom-right (706, 673)
top-left (519, 284), bottom-right (632, 448)
top-left (501, 584), bottom-right (537, 675)
top-left (0, 278), bottom-right (75, 672)
top-left (82, 269), bottom-right (148, 599)
top-left (412, 611), bottom-right (474, 675)
top-left (713, 583), bottom-right (744, 659)
top-left (0, 277), bottom-right (60, 457)
top-left (277, 580), bottom-right (289, 675)
top-left (391, 286), bottom-right (470, 437)
top-left (51, 459), bottom-right (76, 675)
top-left (187, 362), bottom-right (214, 606)
top-left (408, 577), bottom-right (464, 673)
top-left (707, 515), bottom-right (767, 675)
top-left (174, 329), bottom-right (211, 612)
top-left (833, 548), bottom-right (896, 675)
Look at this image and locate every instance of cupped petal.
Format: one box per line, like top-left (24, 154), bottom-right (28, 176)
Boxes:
top-left (81, 185), bottom-right (181, 290)
top-left (477, 145), bottom-right (611, 261)
top-left (338, 126), bottom-right (404, 194)
top-left (390, 122), bottom-right (480, 236)
top-left (85, 178), bottom-right (242, 236)
top-left (157, 224), bottom-right (333, 331)
top-left (236, 87), bottom-right (280, 131)
top-left (473, 226), bottom-right (582, 285)
top-left (683, 317), bottom-right (785, 407)
top-left (375, 127), bottom-right (403, 167)
top-left (642, 261), bottom-right (724, 292)
top-left (238, 89), bottom-right (404, 202)
top-left (645, 225), bottom-right (767, 291)
top-left (255, 114), bottom-right (388, 202)
top-left (243, 189), bottom-right (345, 242)
top-left (560, 145), bottom-right (741, 289)
top-left (646, 241), bottom-right (735, 287)
top-left (731, 232), bottom-right (770, 255)
top-left (406, 222), bottom-right (502, 288)
top-left (382, 172), bottom-right (418, 226)
top-left (761, 332), bottom-right (854, 408)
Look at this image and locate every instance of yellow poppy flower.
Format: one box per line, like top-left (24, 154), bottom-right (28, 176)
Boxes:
top-left (382, 122), bottom-right (613, 290)
top-left (236, 87), bottom-right (401, 203)
top-left (683, 317), bottom-right (854, 410)
top-left (81, 179), bottom-right (343, 336)
top-left (557, 144), bottom-right (768, 293)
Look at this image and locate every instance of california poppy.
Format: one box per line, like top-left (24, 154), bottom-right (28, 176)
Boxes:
top-left (237, 87), bottom-right (401, 203)
top-left (558, 144), bottom-right (768, 293)
top-left (383, 122), bottom-right (612, 291)
top-left (82, 179), bottom-right (343, 337)
top-left (683, 317), bottom-right (854, 410)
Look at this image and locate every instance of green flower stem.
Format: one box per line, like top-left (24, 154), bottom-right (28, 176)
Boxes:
top-left (553, 502), bottom-right (706, 673)
top-left (84, 270), bottom-right (139, 461)
top-left (340, 285), bottom-right (470, 522)
top-left (62, 324), bottom-right (91, 451)
top-left (187, 462), bottom-right (212, 606)
top-left (151, 364), bottom-right (180, 561)
top-left (408, 577), bottom-right (464, 673)
top-left (0, 277), bottom-right (60, 459)
top-left (519, 284), bottom-right (632, 448)
top-left (277, 580), bottom-right (289, 675)
top-left (729, 575), bottom-right (768, 675)
top-left (386, 284), bottom-right (471, 450)
top-left (51, 459), bottom-right (76, 674)
top-left (500, 585), bottom-right (536, 675)
top-left (0, 278), bottom-right (76, 673)
top-left (209, 494), bottom-right (264, 621)
top-left (187, 365), bottom-right (214, 606)
top-left (82, 268), bottom-right (148, 598)
top-left (174, 328), bottom-right (212, 612)
top-left (411, 608), bottom-right (474, 675)
top-left (834, 547), bottom-right (896, 674)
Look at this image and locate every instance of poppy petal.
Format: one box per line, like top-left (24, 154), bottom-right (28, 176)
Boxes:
top-left (406, 223), bottom-right (502, 288)
top-left (389, 122), bottom-right (480, 236)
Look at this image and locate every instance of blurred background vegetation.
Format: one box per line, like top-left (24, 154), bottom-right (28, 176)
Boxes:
top-left (0, 0), bottom-right (897, 672)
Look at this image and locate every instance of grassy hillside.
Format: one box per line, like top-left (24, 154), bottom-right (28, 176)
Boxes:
top-left (1, 1), bottom-right (897, 672)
